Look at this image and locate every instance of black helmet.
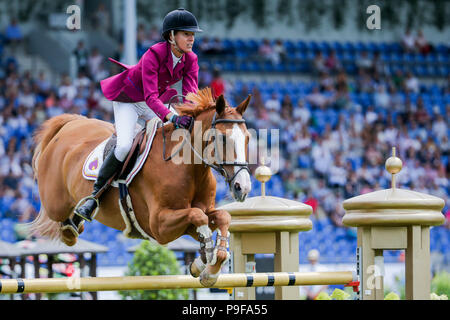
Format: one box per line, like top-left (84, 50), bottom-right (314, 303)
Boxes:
top-left (162, 8), bottom-right (202, 39)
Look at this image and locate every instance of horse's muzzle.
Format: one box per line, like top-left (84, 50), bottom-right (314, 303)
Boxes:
top-left (232, 182), bottom-right (249, 202)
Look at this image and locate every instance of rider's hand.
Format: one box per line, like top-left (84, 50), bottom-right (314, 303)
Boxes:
top-left (170, 114), bottom-right (193, 130)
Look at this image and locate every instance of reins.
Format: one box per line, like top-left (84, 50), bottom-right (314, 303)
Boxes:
top-left (161, 96), bottom-right (250, 186)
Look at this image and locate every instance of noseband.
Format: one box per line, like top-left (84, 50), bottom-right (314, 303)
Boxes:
top-left (162, 97), bottom-right (250, 186)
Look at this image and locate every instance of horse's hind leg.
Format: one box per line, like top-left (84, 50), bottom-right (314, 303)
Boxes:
top-left (60, 215), bottom-right (85, 246)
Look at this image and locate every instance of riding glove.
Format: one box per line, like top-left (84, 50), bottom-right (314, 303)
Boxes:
top-left (170, 114), bottom-right (193, 130)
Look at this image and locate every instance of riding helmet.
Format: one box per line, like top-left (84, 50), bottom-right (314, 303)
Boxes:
top-left (162, 8), bottom-right (203, 40)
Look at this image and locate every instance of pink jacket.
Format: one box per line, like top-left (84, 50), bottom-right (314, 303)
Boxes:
top-left (100, 41), bottom-right (199, 120)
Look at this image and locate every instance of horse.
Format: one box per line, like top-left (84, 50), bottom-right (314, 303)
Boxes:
top-left (26, 88), bottom-right (252, 286)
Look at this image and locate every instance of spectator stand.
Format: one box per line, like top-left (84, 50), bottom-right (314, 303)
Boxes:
top-left (14, 238), bottom-right (108, 300)
top-left (0, 24), bottom-right (448, 277)
top-left (193, 38), bottom-right (449, 77)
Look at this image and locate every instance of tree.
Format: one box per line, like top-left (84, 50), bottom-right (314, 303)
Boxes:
top-left (119, 241), bottom-right (190, 300)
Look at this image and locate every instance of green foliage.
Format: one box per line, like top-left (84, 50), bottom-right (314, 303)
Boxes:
top-left (315, 291), bottom-right (332, 300)
top-left (225, 0), bottom-right (242, 28)
top-left (385, 273), bottom-right (406, 299)
top-left (119, 241), bottom-right (189, 300)
top-left (384, 292), bottom-right (400, 300)
top-left (430, 293), bottom-right (448, 300)
top-left (431, 271), bottom-right (450, 297)
top-left (314, 288), bottom-right (356, 300)
top-left (431, 0), bottom-right (447, 31)
top-left (331, 0), bottom-right (346, 29)
top-left (251, 0), bottom-right (267, 28)
top-left (308, 277), bottom-right (450, 300)
top-left (330, 288), bottom-right (351, 300)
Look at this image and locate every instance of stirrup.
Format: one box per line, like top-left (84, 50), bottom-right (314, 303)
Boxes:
top-left (74, 195), bottom-right (100, 222)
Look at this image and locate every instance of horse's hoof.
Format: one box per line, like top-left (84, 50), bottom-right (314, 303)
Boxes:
top-left (61, 229), bottom-right (77, 246)
top-left (189, 257), bottom-right (206, 278)
top-left (199, 269), bottom-right (219, 287)
top-left (189, 262), bottom-right (201, 278)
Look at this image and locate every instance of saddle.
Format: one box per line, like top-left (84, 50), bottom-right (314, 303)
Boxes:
top-left (104, 128), bottom-right (148, 180)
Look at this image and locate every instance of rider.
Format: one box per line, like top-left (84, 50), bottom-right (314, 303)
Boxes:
top-left (75, 8), bottom-right (202, 222)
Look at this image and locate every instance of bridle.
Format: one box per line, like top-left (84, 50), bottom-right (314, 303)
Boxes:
top-left (162, 95), bottom-right (251, 187)
top-left (207, 112), bottom-right (251, 186)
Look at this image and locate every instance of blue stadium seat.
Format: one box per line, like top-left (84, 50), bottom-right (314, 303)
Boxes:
top-left (283, 40), bottom-right (295, 52)
top-left (262, 61), bottom-right (275, 72)
top-left (342, 50), bottom-right (355, 62)
top-left (436, 44), bottom-right (448, 55)
top-left (247, 39), bottom-right (260, 52)
top-left (295, 40), bottom-right (307, 52)
top-left (403, 52), bottom-right (415, 63)
top-left (331, 41), bottom-right (343, 53)
top-left (354, 41), bottom-right (367, 53)
top-left (222, 39), bottom-right (234, 54)
top-left (307, 40), bottom-right (319, 52)
top-left (318, 41), bottom-right (331, 53)
top-left (425, 53), bottom-right (437, 64)
top-left (343, 42), bottom-right (355, 53)
top-left (379, 42), bottom-right (390, 53)
top-left (366, 42), bottom-right (379, 53)
top-left (223, 60), bottom-right (236, 72)
top-left (294, 50), bottom-right (307, 61)
top-left (390, 42), bottom-right (403, 53)
top-left (415, 54), bottom-right (426, 63)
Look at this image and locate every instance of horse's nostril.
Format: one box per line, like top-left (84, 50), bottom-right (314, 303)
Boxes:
top-left (234, 183), bottom-right (241, 192)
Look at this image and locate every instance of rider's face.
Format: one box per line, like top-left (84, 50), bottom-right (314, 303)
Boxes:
top-left (172, 31), bottom-right (195, 54)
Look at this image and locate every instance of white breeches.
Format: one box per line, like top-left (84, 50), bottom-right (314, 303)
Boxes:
top-left (112, 101), bottom-right (178, 161)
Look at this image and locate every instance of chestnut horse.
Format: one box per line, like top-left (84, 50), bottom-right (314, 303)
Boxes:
top-left (26, 88), bottom-right (252, 286)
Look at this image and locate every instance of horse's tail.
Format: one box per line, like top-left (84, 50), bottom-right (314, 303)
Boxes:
top-left (25, 208), bottom-right (61, 241)
top-left (27, 114), bottom-right (86, 240)
top-left (32, 114), bottom-right (86, 179)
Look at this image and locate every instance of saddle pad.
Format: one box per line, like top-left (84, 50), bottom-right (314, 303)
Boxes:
top-left (82, 117), bottom-right (162, 187)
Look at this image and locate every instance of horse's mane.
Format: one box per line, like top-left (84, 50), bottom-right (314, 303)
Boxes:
top-left (176, 87), bottom-right (218, 117)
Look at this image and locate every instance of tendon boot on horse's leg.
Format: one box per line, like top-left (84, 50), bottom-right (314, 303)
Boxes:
top-left (197, 225), bottom-right (214, 263)
top-left (199, 230), bottom-right (231, 287)
top-left (74, 151), bottom-right (123, 222)
top-left (190, 225), bottom-right (214, 277)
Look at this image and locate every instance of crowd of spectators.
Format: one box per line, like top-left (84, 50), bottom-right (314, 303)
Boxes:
top-left (0, 38), bottom-right (115, 228)
top-left (224, 41), bottom-right (449, 228)
top-left (401, 29), bottom-right (433, 55)
top-left (0, 21), bottom-right (448, 239)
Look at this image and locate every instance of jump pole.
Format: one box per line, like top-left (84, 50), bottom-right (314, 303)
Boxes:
top-left (0, 271), bottom-right (356, 295)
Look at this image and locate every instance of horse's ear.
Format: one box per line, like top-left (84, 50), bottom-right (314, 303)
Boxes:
top-left (236, 95), bottom-right (251, 115)
top-left (216, 94), bottom-right (226, 115)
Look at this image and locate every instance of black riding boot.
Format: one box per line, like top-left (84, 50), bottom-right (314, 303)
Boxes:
top-left (74, 151), bottom-right (123, 222)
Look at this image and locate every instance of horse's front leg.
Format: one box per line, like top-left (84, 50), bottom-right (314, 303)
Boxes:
top-left (155, 207), bottom-right (215, 282)
top-left (195, 208), bottom-right (231, 286)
